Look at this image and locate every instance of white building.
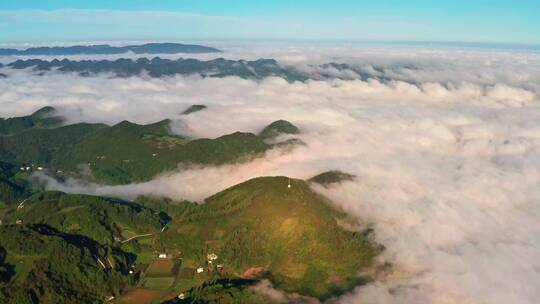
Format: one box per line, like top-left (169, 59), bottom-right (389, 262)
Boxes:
top-left (178, 293), bottom-right (185, 300)
top-left (196, 267), bottom-right (204, 274)
top-left (158, 253), bottom-right (167, 259)
top-left (207, 253), bottom-right (218, 261)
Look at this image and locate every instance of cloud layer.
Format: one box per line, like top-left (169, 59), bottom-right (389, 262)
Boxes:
top-left (2, 45), bottom-right (540, 304)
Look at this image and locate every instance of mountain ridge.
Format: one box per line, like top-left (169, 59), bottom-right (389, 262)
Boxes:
top-left (0, 42), bottom-right (221, 56)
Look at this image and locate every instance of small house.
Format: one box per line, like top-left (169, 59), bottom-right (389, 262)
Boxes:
top-left (178, 293), bottom-right (185, 300)
top-left (207, 253), bottom-right (218, 261)
top-left (15, 219), bottom-right (23, 225)
top-left (158, 253), bottom-right (168, 259)
top-left (196, 267), bottom-right (204, 274)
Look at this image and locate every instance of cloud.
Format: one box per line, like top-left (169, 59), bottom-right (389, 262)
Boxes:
top-left (251, 280), bottom-right (320, 304)
top-left (3, 45), bottom-right (540, 304)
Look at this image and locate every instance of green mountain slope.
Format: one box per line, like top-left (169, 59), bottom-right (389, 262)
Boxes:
top-left (0, 175), bottom-right (378, 303)
top-left (156, 176), bottom-right (378, 299)
top-left (0, 225), bottom-right (134, 303)
top-left (0, 109), bottom-right (285, 185)
top-left (0, 122), bottom-right (106, 166)
top-left (56, 120), bottom-right (269, 184)
top-left (0, 106), bottom-right (64, 135)
top-left (0, 161), bottom-right (30, 206)
top-left (3, 191), bottom-right (166, 244)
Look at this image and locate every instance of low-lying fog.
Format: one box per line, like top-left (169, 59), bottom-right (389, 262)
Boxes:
top-left (1, 44), bottom-right (539, 304)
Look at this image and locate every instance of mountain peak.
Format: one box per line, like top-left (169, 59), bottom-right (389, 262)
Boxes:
top-left (259, 120), bottom-right (300, 139)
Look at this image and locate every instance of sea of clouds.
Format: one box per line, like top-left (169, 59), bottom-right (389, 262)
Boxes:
top-left (1, 44), bottom-right (540, 304)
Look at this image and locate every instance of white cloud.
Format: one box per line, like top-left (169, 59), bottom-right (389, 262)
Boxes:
top-left (3, 46), bottom-right (540, 304)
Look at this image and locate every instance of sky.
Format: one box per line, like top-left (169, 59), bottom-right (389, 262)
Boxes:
top-left (0, 0), bottom-right (539, 45)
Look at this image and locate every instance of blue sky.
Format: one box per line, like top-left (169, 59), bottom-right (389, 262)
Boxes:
top-left (0, 0), bottom-right (538, 45)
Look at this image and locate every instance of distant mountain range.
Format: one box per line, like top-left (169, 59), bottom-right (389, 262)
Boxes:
top-left (1, 57), bottom-right (392, 82)
top-left (0, 42), bottom-right (221, 56)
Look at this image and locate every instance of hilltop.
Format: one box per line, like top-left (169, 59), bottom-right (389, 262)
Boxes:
top-left (154, 176), bottom-right (378, 300)
top-left (259, 120), bottom-right (300, 140)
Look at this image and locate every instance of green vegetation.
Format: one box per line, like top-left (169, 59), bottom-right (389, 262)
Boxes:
top-left (0, 106), bottom-right (64, 135)
top-left (0, 108), bottom-right (275, 185)
top-left (57, 120), bottom-right (269, 184)
top-left (0, 174), bottom-right (379, 303)
top-left (3, 191), bottom-right (166, 244)
top-left (0, 225), bottom-right (134, 303)
top-left (0, 108), bottom-right (377, 303)
top-left (153, 176), bottom-right (378, 299)
top-left (176, 279), bottom-right (267, 304)
top-left (0, 161), bottom-right (29, 205)
top-left (0, 122), bottom-right (106, 167)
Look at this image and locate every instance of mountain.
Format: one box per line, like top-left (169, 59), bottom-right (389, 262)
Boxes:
top-left (0, 161), bottom-right (30, 206)
top-left (3, 191), bottom-right (166, 244)
top-left (0, 107), bottom-right (375, 302)
top-left (0, 43), bottom-right (221, 56)
top-left (155, 176), bottom-right (378, 300)
top-left (259, 120), bottom-right (300, 140)
top-left (0, 175), bottom-right (378, 303)
top-left (0, 108), bottom-right (302, 185)
top-left (0, 224), bottom-right (134, 303)
top-left (0, 188), bottom-right (170, 303)
top-left (5, 57), bottom-right (308, 81)
top-left (0, 106), bottom-right (64, 135)
top-left (1, 57), bottom-right (401, 82)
